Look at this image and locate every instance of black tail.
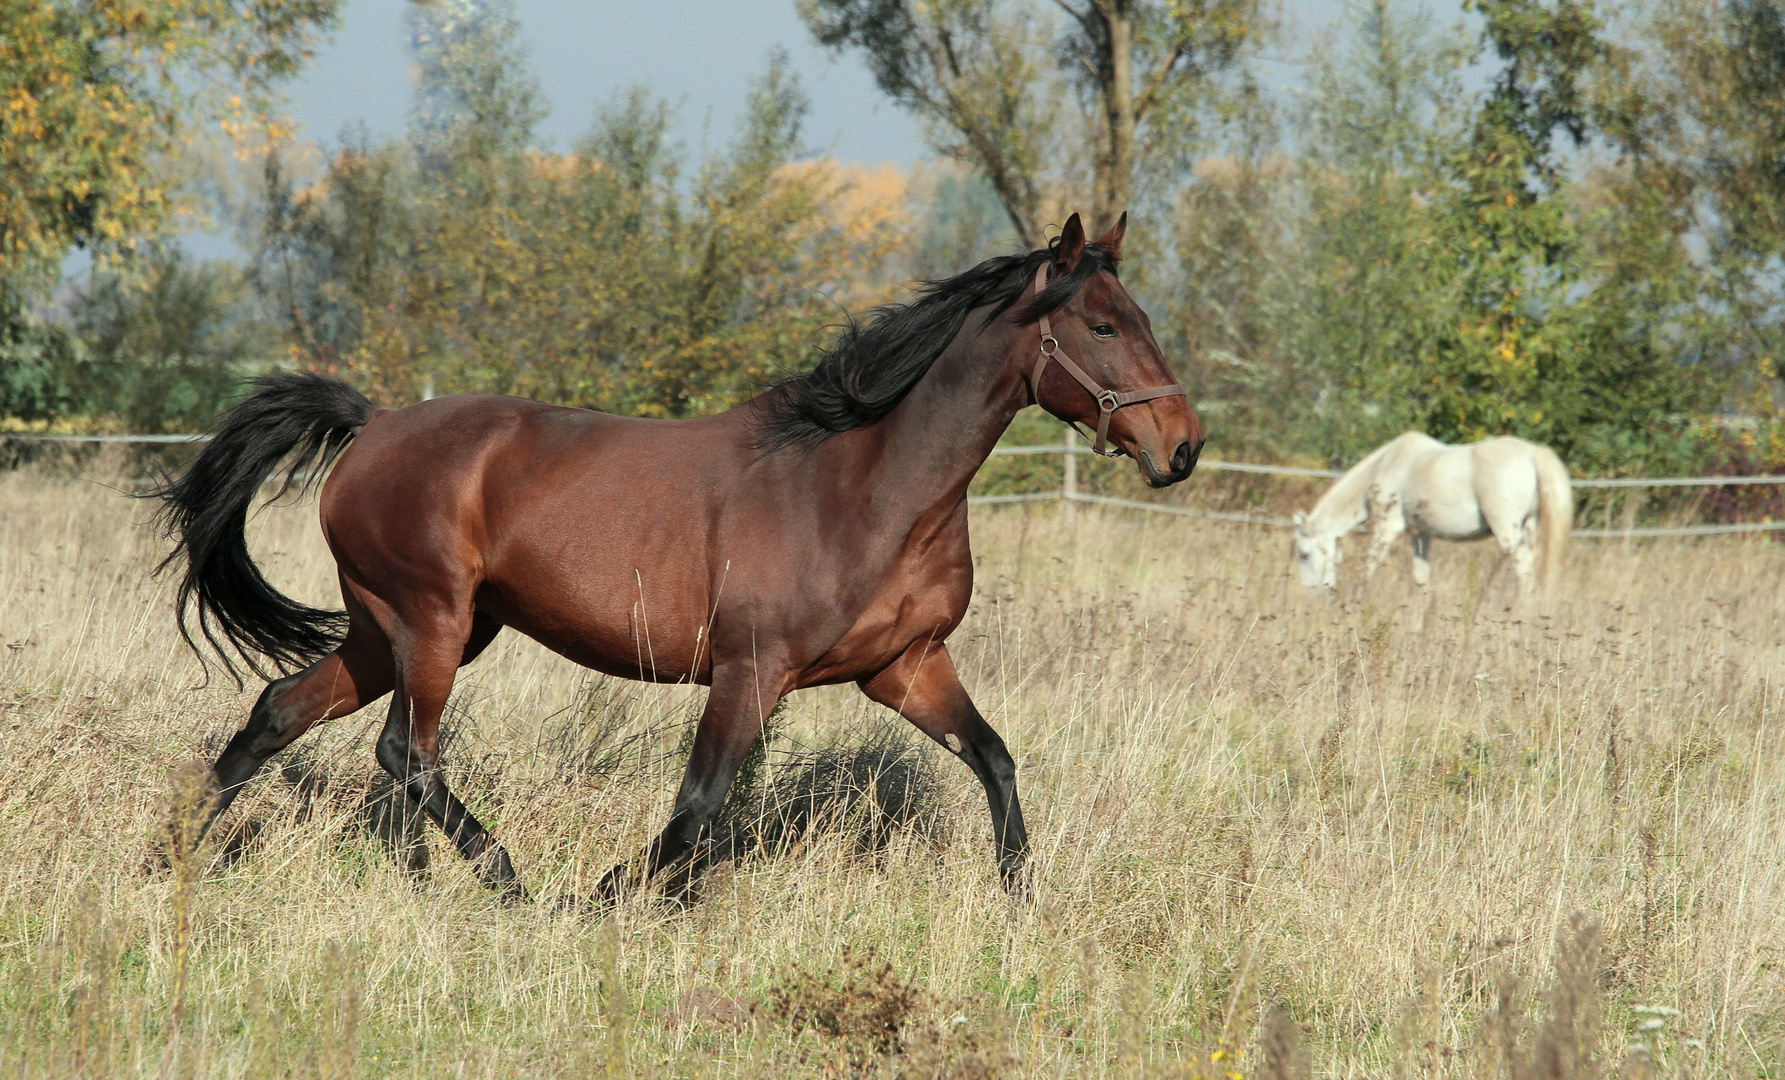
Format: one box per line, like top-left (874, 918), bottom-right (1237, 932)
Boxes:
top-left (149, 373), bottom-right (378, 685)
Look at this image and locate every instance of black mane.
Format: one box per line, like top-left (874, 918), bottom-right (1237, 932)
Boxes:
top-left (753, 239), bottom-right (1119, 451)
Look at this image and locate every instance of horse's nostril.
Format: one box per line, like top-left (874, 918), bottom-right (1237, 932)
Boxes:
top-left (1172, 441), bottom-right (1194, 474)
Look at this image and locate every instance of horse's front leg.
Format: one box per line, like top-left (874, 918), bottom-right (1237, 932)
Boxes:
top-left (1365, 488), bottom-right (1405, 578)
top-left (598, 657), bottom-right (786, 902)
top-left (859, 640), bottom-right (1028, 894)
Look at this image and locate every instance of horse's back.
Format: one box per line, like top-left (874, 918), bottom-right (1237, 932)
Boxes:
top-left (317, 395), bottom-right (747, 677)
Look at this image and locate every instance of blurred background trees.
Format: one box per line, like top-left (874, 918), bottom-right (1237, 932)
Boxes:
top-left (3, 0), bottom-right (1783, 479)
top-left (0, 0), bottom-right (337, 429)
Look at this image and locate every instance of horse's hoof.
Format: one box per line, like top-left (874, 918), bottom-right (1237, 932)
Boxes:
top-left (548, 893), bottom-right (607, 918)
top-left (594, 863), bottom-right (635, 905)
top-left (1000, 862), bottom-right (1034, 904)
top-left (491, 880), bottom-right (530, 907)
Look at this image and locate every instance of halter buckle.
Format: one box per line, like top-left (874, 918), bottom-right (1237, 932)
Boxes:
top-left (1096, 390), bottom-right (1119, 413)
top-left (1040, 335), bottom-right (1059, 357)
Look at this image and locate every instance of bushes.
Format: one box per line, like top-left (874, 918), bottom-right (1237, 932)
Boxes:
top-left (0, 249), bottom-right (268, 433)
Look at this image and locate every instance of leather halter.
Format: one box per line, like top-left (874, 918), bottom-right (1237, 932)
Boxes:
top-left (1028, 262), bottom-right (1186, 457)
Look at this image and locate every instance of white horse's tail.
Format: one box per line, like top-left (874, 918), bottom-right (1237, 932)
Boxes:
top-left (1533, 445), bottom-right (1574, 591)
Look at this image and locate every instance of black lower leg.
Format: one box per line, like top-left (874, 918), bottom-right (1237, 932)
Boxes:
top-left (598, 672), bottom-right (776, 903)
top-left (963, 723), bottom-right (1029, 887)
top-left (375, 724), bottom-right (520, 898)
top-left (201, 673), bottom-right (313, 834)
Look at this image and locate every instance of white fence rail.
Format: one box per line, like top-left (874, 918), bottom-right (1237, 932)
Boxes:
top-left (7, 429), bottom-right (1784, 537)
top-left (973, 430), bottom-right (1785, 538)
top-left (3, 433), bottom-right (210, 444)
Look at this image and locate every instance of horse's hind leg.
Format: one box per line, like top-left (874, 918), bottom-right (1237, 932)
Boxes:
top-left (1411, 533), bottom-right (1432, 586)
top-left (1501, 526), bottom-right (1537, 595)
top-left (1481, 504), bottom-right (1538, 595)
top-left (373, 610), bottom-right (519, 898)
top-left (860, 641), bottom-right (1028, 892)
top-left (201, 616), bottom-right (395, 837)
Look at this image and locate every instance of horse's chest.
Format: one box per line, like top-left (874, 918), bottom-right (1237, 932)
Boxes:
top-left (796, 530), bottom-right (973, 686)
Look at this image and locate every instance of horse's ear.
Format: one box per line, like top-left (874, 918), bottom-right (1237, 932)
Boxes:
top-left (1055, 213), bottom-right (1086, 273)
top-left (1094, 212), bottom-right (1126, 260)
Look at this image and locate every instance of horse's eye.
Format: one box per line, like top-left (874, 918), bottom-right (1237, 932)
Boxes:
top-left (1091, 323), bottom-right (1118, 339)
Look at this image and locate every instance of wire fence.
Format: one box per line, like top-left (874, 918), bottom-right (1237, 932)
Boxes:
top-left (7, 429), bottom-right (1784, 538)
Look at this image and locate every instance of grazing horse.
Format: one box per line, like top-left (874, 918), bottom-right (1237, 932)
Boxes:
top-left (1292, 432), bottom-right (1572, 594)
top-left (154, 213), bottom-right (1204, 901)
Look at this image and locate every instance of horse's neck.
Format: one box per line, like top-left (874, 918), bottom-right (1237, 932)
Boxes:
top-left (1310, 446), bottom-right (1390, 537)
top-left (871, 321), bottom-right (1029, 500)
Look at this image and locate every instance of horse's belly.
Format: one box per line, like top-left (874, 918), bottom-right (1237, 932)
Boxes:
top-left (1409, 500), bottom-right (1489, 541)
top-left (476, 559), bottom-right (713, 685)
top-left (796, 598), bottom-right (964, 689)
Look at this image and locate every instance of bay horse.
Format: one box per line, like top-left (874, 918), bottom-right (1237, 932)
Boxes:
top-left (154, 212), bottom-right (1204, 901)
top-left (1292, 432), bottom-right (1573, 594)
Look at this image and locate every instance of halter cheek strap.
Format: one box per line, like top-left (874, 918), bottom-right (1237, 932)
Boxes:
top-left (1027, 262), bottom-right (1186, 457)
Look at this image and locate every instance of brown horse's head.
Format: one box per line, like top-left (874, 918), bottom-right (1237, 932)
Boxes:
top-left (1022, 213), bottom-right (1205, 488)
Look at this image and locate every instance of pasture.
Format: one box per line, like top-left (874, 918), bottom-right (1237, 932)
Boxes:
top-left (1, 471), bottom-right (1780, 1078)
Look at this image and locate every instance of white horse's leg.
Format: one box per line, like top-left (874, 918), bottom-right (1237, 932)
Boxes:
top-left (1411, 533), bottom-right (1432, 586)
top-left (1478, 453), bottom-right (1542, 597)
top-left (1487, 519), bottom-right (1536, 595)
top-left (1366, 486), bottom-right (1405, 579)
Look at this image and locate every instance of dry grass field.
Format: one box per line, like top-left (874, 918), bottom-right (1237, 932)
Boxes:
top-left (1, 468), bottom-right (1782, 1078)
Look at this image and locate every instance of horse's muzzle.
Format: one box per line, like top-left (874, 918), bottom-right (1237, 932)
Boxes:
top-left (1141, 439), bottom-right (1203, 488)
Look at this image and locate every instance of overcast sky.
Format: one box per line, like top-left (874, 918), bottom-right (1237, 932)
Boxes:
top-left (286, 0), bottom-right (1462, 167)
top-left (291, 0), bottom-right (932, 164)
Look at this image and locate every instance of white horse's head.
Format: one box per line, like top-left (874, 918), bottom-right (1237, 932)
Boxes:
top-left (1292, 511), bottom-right (1338, 589)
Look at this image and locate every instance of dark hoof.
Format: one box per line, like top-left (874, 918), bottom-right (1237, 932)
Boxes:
top-left (595, 863), bottom-right (636, 905)
top-left (1000, 861), bottom-right (1033, 904)
top-left (138, 845), bottom-right (172, 877)
top-left (548, 892), bottom-right (608, 917)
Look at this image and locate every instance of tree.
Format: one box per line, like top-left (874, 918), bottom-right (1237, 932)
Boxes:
top-left (70, 247), bottom-right (268, 431)
top-left (1359, 0), bottom-right (1715, 473)
top-left (0, 0), bottom-right (339, 293)
top-left (0, 0), bottom-right (335, 429)
top-left (800, 0), bottom-right (1260, 243)
top-left (1277, 0), bottom-right (1473, 459)
top-left (1178, 0), bottom-right (1715, 472)
top-left (1608, 0), bottom-right (1785, 393)
top-left (250, 1), bottom-right (901, 416)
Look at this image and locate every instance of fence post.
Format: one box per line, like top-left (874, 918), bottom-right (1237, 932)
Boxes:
top-left (1063, 427), bottom-right (1077, 505)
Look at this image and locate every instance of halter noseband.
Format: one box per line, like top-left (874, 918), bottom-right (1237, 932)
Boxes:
top-left (1028, 262), bottom-right (1185, 457)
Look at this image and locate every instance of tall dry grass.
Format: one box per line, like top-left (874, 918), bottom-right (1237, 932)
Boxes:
top-left (0, 471), bottom-right (1781, 1078)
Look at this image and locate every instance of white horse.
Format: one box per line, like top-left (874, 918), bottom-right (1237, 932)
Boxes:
top-left (1292, 432), bottom-right (1574, 594)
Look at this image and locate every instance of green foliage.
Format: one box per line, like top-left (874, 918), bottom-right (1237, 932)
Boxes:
top-left (0, 0), bottom-right (339, 292)
top-left (69, 248), bottom-right (270, 431)
top-left (0, 0), bottom-right (334, 431)
top-left (254, 2), bottom-right (895, 416)
top-left (1398, 0), bottom-right (1715, 474)
top-left (0, 248), bottom-right (268, 431)
top-left (0, 303), bottom-right (84, 424)
top-left (1172, 0), bottom-right (1725, 475)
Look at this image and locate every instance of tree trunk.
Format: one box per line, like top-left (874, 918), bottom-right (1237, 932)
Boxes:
top-left (1093, 0), bottom-right (1137, 235)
